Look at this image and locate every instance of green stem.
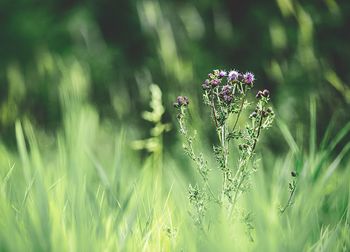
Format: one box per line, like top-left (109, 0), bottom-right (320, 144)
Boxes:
top-left (252, 111), bottom-right (264, 151)
top-left (221, 124), bottom-right (229, 201)
top-left (231, 109), bottom-right (264, 209)
top-left (280, 181), bottom-right (297, 214)
top-left (210, 94), bottom-right (219, 130)
top-left (180, 113), bottom-right (220, 204)
top-left (231, 96), bottom-right (245, 134)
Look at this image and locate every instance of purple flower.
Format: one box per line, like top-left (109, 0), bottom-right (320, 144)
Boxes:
top-left (174, 96), bottom-right (189, 107)
top-left (221, 85), bottom-right (232, 94)
top-left (219, 70), bottom-right (227, 78)
top-left (243, 72), bottom-right (255, 84)
top-left (222, 95), bottom-right (233, 103)
top-left (228, 70), bottom-right (239, 81)
top-left (219, 85), bottom-right (234, 103)
top-left (211, 78), bottom-right (221, 87)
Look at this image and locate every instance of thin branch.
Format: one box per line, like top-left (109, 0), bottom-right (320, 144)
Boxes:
top-left (252, 111), bottom-right (264, 152)
top-left (280, 181), bottom-right (297, 214)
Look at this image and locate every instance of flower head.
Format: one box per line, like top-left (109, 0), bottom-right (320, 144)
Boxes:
top-left (221, 85), bottom-right (232, 93)
top-left (243, 72), bottom-right (255, 84)
top-left (219, 85), bottom-right (234, 103)
top-left (174, 96), bottom-right (189, 108)
top-left (211, 78), bottom-right (221, 87)
top-left (219, 70), bottom-right (227, 78)
top-left (228, 70), bottom-right (239, 81)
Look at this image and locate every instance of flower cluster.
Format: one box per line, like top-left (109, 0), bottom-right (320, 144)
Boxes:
top-left (202, 69), bottom-right (255, 96)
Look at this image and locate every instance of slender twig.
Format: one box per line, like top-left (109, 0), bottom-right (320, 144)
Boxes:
top-left (231, 167), bottom-right (247, 208)
top-left (221, 124), bottom-right (229, 201)
top-left (210, 94), bottom-right (219, 129)
top-left (252, 111), bottom-right (264, 151)
top-left (280, 181), bottom-right (297, 214)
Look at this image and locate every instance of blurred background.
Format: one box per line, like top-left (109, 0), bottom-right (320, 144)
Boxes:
top-left (0, 0), bottom-right (349, 151)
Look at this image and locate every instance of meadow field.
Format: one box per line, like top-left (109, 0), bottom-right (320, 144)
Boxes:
top-left (1, 0), bottom-right (350, 251)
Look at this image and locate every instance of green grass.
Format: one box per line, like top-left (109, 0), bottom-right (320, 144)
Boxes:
top-left (1, 71), bottom-right (350, 252)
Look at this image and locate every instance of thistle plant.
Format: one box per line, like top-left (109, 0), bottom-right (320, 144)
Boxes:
top-left (174, 69), bottom-right (275, 222)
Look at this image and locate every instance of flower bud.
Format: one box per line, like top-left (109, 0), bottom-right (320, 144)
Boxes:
top-left (262, 89), bottom-right (270, 97)
top-left (174, 96), bottom-right (189, 107)
top-left (249, 111), bottom-right (258, 118)
top-left (219, 85), bottom-right (234, 104)
top-left (202, 79), bottom-right (210, 90)
top-left (211, 79), bottom-right (220, 87)
top-left (256, 91), bottom-right (263, 99)
top-left (223, 95), bottom-right (233, 103)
